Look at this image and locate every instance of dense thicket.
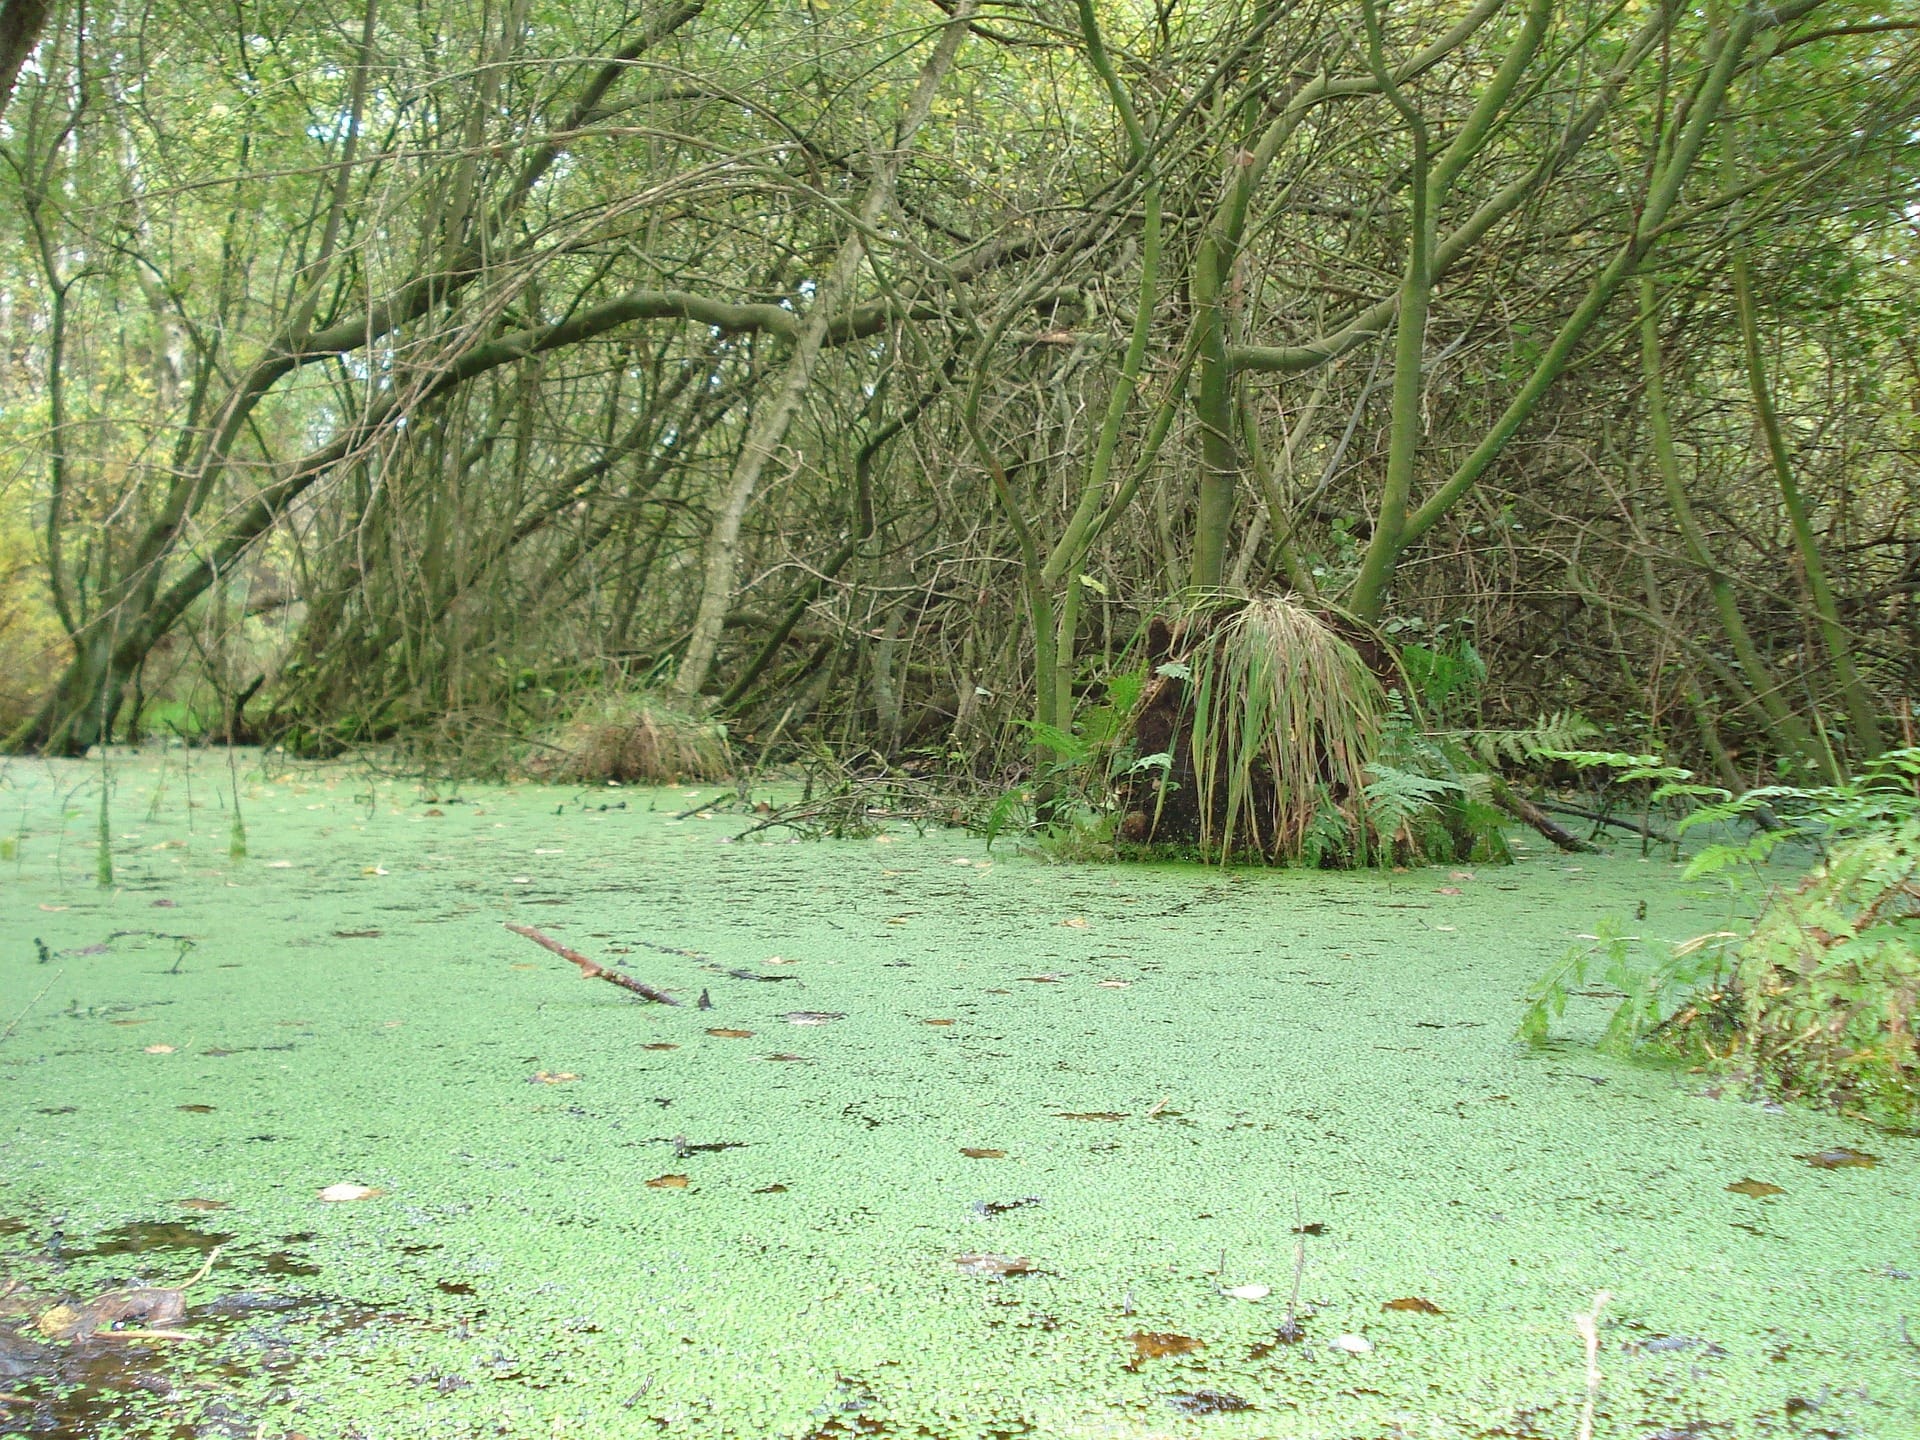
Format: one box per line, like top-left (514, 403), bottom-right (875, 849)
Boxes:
top-left (1, 0), bottom-right (1914, 778)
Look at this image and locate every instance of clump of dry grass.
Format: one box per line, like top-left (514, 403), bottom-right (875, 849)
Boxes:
top-left (528, 690), bottom-right (730, 784)
top-left (1186, 596), bottom-right (1384, 862)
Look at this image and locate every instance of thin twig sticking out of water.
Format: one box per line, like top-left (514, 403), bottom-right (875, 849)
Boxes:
top-left (1574, 1289), bottom-right (1609, 1440)
top-left (2, 971), bottom-right (60, 1043)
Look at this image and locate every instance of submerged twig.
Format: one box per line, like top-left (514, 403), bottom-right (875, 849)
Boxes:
top-left (1, 971), bottom-right (60, 1043)
top-left (1535, 799), bottom-right (1675, 844)
top-left (505, 923), bottom-right (681, 1005)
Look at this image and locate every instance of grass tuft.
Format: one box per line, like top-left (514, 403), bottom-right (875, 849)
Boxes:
top-left (527, 690), bottom-right (731, 785)
top-left (1186, 597), bottom-right (1384, 864)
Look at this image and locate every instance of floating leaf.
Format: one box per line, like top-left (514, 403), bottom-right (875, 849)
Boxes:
top-left (952, 1252), bottom-right (1033, 1277)
top-left (646, 1174), bottom-right (689, 1189)
top-left (1018, 974), bottom-right (1064, 983)
top-left (762, 1052), bottom-right (809, 1062)
top-left (333, 929), bottom-right (383, 939)
top-left (177, 1104), bottom-right (214, 1114)
top-left (643, 1043), bottom-right (679, 1052)
top-left (318, 1183), bottom-right (381, 1202)
top-left (1329, 1334), bottom-right (1373, 1354)
top-left (1096, 980), bottom-right (1132, 989)
top-left (1797, 1148), bottom-right (1877, 1169)
top-left (143, 1044), bottom-right (176, 1054)
top-left (1165, 1390), bottom-right (1252, 1416)
top-left (528, 1071), bottom-right (578, 1084)
top-left (706, 1028), bottom-right (754, 1039)
top-left (961, 1148), bottom-right (1006, 1159)
top-left (1222, 1284), bottom-right (1270, 1301)
top-left (781, 1011), bottom-right (844, 1026)
top-left (1727, 1178), bottom-right (1784, 1197)
top-left (177, 1198), bottom-right (226, 1211)
top-left (1434, 886), bottom-right (1462, 895)
top-left (1382, 1297), bottom-right (1443, 1313)
top-left (1062, 917), bottom-right (1089, 929)
top-left (923, 1018), bottom-right (957, 1026)
top-left (755, 1183), bottom-right (789, 1194)
top-left (1055, 1111), bottom-right (1127, 1121)
top-left (1129, 1332), bottom-right (1203, 1364)
top-left (1293, 1221), bottom-right (1327, 1235)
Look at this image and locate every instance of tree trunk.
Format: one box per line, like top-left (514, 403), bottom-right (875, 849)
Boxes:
top-left (670, 0), bottom-right (977, 701)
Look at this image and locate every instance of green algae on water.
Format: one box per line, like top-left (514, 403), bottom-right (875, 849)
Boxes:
top-left (2, 750), bottom-right (1916, 1440)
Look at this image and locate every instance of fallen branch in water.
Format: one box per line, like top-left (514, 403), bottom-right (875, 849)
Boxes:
top-left (505, 923), bottom-right (680, 1005)
top-left (1491, 779), bottom-right (1597, 853)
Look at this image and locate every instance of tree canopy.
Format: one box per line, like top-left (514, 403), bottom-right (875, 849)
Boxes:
top-left (1, 0), bottom-right (1914, 773)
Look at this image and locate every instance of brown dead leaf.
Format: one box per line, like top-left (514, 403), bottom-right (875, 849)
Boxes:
top-left (423, 808), bottom-right (444, 817)
top-left (143, 1044), bottom-right (175, 1054)
top-left (1382, 1297), bottom-right (1443, 1314)
top-left (647, 1174), bottom-right (689, 1189)
top-left (1797, 1147), bottom-right (1878, 1169)
top-left (762, 1052), bottom-right (809, 1062)
top-left (952, 1252), bottom-right (1033, 1277)
top-left (643, 1042), bottom-right (679, 1051)
top-left (706, 1028), bottom-right (755, 1038)
top-left (1727, 1177), bottom-right (1784, 1198)
top-left (923, 1018), bottom-right (957, 1026)
top-left (1434, 886), bottom-right (1462, 895)
top-left (1055, 1111), bottom-right (1128, 1122)
top-left (1018, 974), bottom-right (1064, 984)
top-left (1062, 917), bottom-right (1089, 929)
top-left (1128, 1331), bottom-right (1203, 1364)
top-left (528, 1071), bottom-right (578, 1084)
top-left (961, 1147), bottom-right (1007, 1159)
top-left (176, 1198), bottom-right (226, 1211)
top-left (333, 929), bottom-right (383, 939)
top-left (176, 1104), bottom-right (214, 1114)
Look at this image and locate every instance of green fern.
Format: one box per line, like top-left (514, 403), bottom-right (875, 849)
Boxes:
top-left (1460, 712), bottom-right (1597, 768)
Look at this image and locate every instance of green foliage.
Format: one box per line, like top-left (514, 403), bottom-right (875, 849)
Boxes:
top-left (1680, 747), bottom-right (1920, 877)
top-left (1459, 712), bottom-right (1596, 769)
top-left (1369, 694), bottom-right (1513, 865)
top-left (1517, 920), bottom-right (1732, 1056)
top-left (1520, 750), bottom-right (1920, 1127)
top-left (1397, 625), bottom-right (1486, 728)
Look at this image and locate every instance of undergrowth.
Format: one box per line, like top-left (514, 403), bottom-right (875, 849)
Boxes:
top-left (1519, 748), bottom-right (1920, 1128)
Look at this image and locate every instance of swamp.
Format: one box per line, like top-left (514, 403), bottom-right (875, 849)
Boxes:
top-left (2, 0), bottom-right (1917, 1433)
top-left (2, 751), bottom-right (1916, 1436)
